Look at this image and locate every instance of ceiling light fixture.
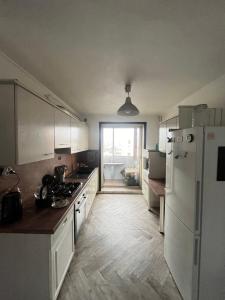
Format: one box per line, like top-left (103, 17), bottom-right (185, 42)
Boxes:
top-left (117, 83), bottom-right (139, 116)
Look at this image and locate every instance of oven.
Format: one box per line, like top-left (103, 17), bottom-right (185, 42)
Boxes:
top-left (74, 190), bottom-right (87, 242)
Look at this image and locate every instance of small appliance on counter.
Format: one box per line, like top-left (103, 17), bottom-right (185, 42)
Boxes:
top-left (0, 188), bottom-right (23, 224)
top-left (55, 165), bottom-right (67, 183)
top-left (142, 149), bottom-right (166, 181)
top-left (34, 174), bottom-right (82, 208)
top-left (0, 167), bottom-right (23, 224)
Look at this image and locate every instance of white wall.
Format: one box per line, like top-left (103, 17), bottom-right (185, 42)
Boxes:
top-left (0, 50), bottom-right (81, 118)
top-left (85, 114), bottom-right (160, 150)
top-left (162, 74), bottom-right (225, 124)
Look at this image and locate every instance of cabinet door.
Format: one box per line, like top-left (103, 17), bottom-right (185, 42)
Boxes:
top-left (70, 118), bottom-right (80, 153)
top-left (55, 109), bottom-right (71, 148)
top-left (16, 86), bottom-right (54, 164)
top-left (86, 169), bottom-right (98, 218)
top-left (79, 123), bottom-right (88, 152)
top-left (159, 122), bottom-right (166, 153)
top-left (52, 212), bottom-right (74, 298)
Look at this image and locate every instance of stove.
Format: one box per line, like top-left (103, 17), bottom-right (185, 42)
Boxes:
top-left (52, 182), bottom-right (82, 198)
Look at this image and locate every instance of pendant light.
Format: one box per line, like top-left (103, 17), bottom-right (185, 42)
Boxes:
top-left (117, 83), bottom-right (139, 116)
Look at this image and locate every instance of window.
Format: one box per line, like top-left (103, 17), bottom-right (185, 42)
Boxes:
top-left (103, 127), bottom-right (135, 158)
top-left (114, 128), bottom-right (134, 156)
top-left (103, 128), bottom-right (113, 157)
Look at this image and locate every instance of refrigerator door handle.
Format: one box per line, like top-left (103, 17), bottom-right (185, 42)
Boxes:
top-left (194, 238), bottom-right (200, 266)
top-left (195, 181), bottom-right (201, 232)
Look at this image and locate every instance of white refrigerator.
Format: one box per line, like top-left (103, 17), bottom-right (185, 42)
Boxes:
top-left (165, 127), bottom-right (225, 300)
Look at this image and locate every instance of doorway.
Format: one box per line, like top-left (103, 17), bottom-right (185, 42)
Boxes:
top-left (99, 122), bottom-right (146, 193)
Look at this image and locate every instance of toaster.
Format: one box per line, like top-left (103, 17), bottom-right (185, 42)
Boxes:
top-left (0, 190), bottom-right (23, 224)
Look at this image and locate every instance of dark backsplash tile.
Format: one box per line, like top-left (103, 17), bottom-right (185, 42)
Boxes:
top-left (76, 150), bottom-right (99, 168)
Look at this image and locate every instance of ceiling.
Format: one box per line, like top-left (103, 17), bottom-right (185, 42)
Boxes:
top-left (0, 0), bottom-right (225, 115)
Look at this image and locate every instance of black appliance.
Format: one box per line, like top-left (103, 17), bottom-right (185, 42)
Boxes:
top-left (35, 174), bottom-right (82, 208)
top-left (35, 174), bottom-right (56, 208)
top-left (55, 165), bottom-right (67, 183)
top-left (52, 182), bottom-right (82, 198)
top-left (0, 190), bottom-right (23, 224)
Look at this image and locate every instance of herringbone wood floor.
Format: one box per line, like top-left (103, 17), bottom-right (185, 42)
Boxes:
top-left (58, 194), bottom-right (181, 300)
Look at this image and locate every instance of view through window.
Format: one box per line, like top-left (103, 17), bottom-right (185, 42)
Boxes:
top-left (103, 128), bottom-right (135, 158)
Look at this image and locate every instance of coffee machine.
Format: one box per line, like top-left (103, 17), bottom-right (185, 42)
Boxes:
top-left (0, 167), bottom-right (23, 224)
top-left (55, 165), bottom-right (67, 183)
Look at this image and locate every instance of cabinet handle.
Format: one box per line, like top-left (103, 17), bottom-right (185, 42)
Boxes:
top-left (194, 238), bottom-right (199, 266)
top-left (195, 181), bottom-right (201, 232)
top-left (76, 209), bottom-right (80, 213)
top-left (63, 217), bottom-right (68, 225)
top-left (43, 153), bottom-right (53, 156)
top-left (59, 143), bottom-right (68, 146)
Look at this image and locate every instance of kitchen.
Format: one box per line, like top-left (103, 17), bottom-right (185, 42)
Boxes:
top-left (0, 1), bottom-right (225, 300)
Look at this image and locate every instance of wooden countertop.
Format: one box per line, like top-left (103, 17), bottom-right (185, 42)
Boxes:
top-left (0, 169), bottom-right (96, 235)
top-left (149, 178), bottom-right (165, 197)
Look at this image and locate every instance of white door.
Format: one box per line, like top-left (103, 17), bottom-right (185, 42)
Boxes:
top-left (198, 127), bottom-right (225, 300)
top-left (164, 205), bottom-right (197, 300)
top-left (16, 86), bottom-right (54, 164)
top-left (166, 127), bottom-right (203, 232)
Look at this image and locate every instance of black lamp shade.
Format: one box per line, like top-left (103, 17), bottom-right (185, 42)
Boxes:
top-left (117, 97), bottom-right (139, 116)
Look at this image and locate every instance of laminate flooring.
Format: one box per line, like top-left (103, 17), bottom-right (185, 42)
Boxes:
top-left (58, 194), bottom-right (181, 300)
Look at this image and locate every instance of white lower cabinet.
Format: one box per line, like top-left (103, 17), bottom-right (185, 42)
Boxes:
top-left (51, 208), bottom-right (74, 299)
top-left (0, 206), bottom-right (75, 300)
top-left (86, 168), bottom-right (98, 218)
top-left (0, 170), bottom-right (99, 300)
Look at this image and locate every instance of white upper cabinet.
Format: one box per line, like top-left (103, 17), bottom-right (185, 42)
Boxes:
top-left (16, 86), bottom-right (55, 164)
top-left (70, 118), bottom-right (80, 153)
top-left (79, 122), bottom-right (89, 152)
top-left (54, 109), bottom-right (71, 149)
top-left (159, 121), bottom-right (167, 153)
top-left (70, 118), bottom-right (88, 153)
top-left (0, 82), bottom-right (55, 165)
